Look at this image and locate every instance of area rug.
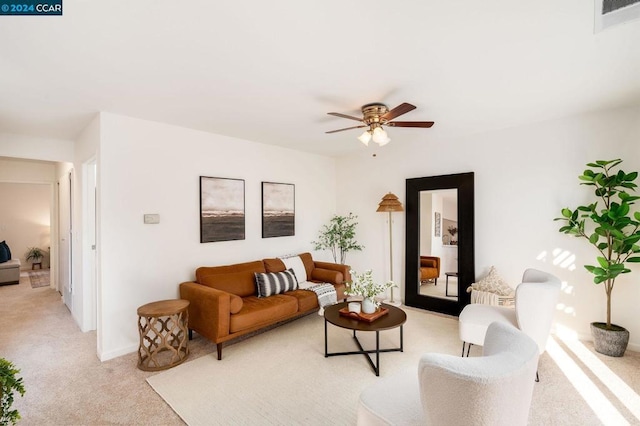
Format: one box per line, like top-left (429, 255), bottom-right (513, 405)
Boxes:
top-left (146, 307), bottom-right (639, 425)
top-left (28, 270), bottom-right (50, 288)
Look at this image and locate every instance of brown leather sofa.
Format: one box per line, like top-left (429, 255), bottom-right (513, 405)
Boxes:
top-left (179, 252), bottom-right (350, 360)
top-left (420, 256), bottom-right (440, 285)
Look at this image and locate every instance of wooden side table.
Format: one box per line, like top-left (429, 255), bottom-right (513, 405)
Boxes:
top-left (137, 299), bottom-right (190, 371)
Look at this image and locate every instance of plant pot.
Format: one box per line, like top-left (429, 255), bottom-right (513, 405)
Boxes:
top-left (590, 322), bottom-right (629, 357)
top-left (361, 298), bottom-right (376, 314)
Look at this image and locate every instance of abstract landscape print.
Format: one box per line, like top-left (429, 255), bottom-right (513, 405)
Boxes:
top-left (262, 182), bottom-right (294, 238)
top-left (200, 177), bottom-right (245, 243)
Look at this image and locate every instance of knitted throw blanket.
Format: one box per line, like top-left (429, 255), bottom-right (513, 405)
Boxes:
top-left (299, 282), bottom-right (337, 315)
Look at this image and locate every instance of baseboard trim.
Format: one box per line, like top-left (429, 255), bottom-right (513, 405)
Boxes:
top-left (99, 343), bottom-right (138, 362)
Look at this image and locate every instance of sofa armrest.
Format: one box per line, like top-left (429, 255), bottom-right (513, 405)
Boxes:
top-left (311, 268), bottom-right (342, 284)
top-left (312, 261), bottom-right (351, 284)
top-left (179, 282), bottom-right (232, 343)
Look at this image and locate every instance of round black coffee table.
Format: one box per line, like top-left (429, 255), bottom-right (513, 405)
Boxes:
top-left (324, 301), bottom-right (407, 376)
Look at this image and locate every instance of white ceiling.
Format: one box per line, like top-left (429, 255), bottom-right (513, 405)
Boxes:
top-left (1, 0), bottom-right (639, 157)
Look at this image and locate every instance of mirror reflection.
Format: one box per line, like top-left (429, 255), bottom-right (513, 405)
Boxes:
top-left (418, 189), bottom-right (458, 301)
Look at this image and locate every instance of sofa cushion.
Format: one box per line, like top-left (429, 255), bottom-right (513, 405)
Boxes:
top-left (285, 289), bottom-right (319, 312)
top-left (471, 266), bottom-right (513, 296)
top-left (0, 241), bottom-right (11, 260)
top-left (263, 257), bottom-right (286, 273)
top-left (0, 243), bottom-right (8, 264)
top-left (298, 253), bottom-right (315, 280)
top-left (197, 260), bottom-right (266, 297)
top-left (229, 295), bottom-right (298, 333)
top-left (255, 269), bottom-right (298, 298)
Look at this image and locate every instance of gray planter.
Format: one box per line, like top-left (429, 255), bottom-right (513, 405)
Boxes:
top-left (591, 322), bottom-right (629, 357)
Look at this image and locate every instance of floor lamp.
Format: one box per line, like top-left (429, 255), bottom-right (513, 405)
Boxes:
top-left (377, 192), bottom-right (404, 306)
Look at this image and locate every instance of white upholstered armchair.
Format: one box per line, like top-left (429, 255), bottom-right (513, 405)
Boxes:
top-left (357, 322), bottom-right (539, 425)
top-left (459, 268), bottom-right (561, 360)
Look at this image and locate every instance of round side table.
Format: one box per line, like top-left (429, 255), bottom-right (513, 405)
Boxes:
top-left (137, 299), bottom-right (190, 371)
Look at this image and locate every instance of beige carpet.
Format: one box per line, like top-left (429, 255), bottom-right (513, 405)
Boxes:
top-left (147, 308), bottom-right (640, 426)
top-left (3, 271), bottom-right (639, 425)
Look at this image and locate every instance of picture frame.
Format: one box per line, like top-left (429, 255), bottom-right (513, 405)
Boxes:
top-left (200, 176), bottom-right (245, 243)
top-left (262, 182), bottom-right (295, 238)
top-left (434, 212), bottom-right (441, 237)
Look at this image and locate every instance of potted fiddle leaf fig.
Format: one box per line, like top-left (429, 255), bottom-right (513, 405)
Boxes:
top-left (312, 213), bottom-right (363, 264)
top-left (556, 159), bottom-right (640, 357)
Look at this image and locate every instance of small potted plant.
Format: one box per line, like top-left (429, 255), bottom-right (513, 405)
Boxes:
top-left (556, 159), bottom-right (640, 357)
top-left (312, 213), bottom-right (364, 264)
top-left (0, 358), bottom-right (26, 425)
top-left (25, 247), bottom-right (45, 266)
top-left (344, 270), bottom-right (394, 314)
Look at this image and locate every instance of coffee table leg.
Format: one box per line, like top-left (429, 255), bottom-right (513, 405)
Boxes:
top-left (375, 331), bottom-right (380, 376)
top-left (400, 325), bottom-right (404, 352)
top-left (324, 318), bottom-right (328, 357)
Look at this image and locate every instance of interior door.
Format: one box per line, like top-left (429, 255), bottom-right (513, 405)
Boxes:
top-left (58, 171), bottom-right (73, 311)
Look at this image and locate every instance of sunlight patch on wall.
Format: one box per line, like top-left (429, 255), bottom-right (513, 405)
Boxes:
top-left (547, 337), bottom-right (630, 425)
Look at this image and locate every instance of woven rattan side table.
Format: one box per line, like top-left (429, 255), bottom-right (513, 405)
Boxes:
top-left (137, 299), bottom-right (189, 371)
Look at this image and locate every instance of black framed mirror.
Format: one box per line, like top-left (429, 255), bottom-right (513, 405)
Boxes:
top-left (405, 172), bottom-right (475, 316)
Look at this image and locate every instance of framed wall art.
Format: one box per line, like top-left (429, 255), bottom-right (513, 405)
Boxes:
top-left (434, 211), bottom-right (441, 237)
top-left (262, 182), bottom-right (295, 238)
top-left (200, 176), bottom-right (245, 243)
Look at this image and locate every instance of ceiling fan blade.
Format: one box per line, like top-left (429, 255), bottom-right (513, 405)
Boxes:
top-left (326, 125), bottom-right (367, 134)
top-left (327, 112), bottom-right (364, 122)
top-left (381, 103), bottom-right (416, 121)
top-left (386, 121), bottom-right (435, 128)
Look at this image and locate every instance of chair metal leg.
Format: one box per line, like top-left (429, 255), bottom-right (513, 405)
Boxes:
top-left (535, 371), bottom-right (539, 382)
top-left (461, 342), bottom-right (473, 357)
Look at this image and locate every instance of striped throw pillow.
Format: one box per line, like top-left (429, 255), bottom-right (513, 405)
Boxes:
top-left (255, 269), bottom-right (298, 298)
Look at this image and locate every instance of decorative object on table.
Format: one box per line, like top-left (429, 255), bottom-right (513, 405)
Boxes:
top-left (345, 269), bottom-right (394, 314)
top-left (556, 159), bottom-right (640, 357)
top-left (339, 305), bottom-right (389, 322)
top-left (348, 301), bottom-right (361, 314)
top-left (434, 212), bottom-right (441, 237)
top-left (311, 212), bottom-right (363, 264)
top-left (0, 357), bottom-right (26, 426)
top-left (447, 225), bottom-right (458, 245)
top-left (376, 192), bottom-right (404, 306)
top-left (200, 176), bottom-right (245, 243)
top-left (261, 182), bottom-right (295, 238)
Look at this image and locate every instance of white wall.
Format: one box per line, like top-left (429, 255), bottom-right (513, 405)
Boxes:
top-left (337, 105), bottom-right (640, 350)
top-left (97, 113), bottom-right (337, 360)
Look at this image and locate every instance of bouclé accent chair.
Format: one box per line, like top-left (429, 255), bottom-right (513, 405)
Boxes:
top-left (459, 268), bottom-right (561, 363)
top-left (356, 322), bottom-right (540, 425)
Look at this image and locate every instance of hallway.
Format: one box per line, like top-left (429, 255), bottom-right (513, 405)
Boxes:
top-left (0, 272), bottom-right (186, 425)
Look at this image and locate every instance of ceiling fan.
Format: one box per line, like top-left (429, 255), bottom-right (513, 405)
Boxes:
top-left (326, 102), bottom-right (434, 146)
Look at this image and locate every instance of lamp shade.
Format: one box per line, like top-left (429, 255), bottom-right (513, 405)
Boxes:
top-left (376, 192), bottom-right (404, 212)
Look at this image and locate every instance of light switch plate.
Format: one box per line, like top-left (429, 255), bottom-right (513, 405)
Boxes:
top-left (144, 214), bottom-right (160, 224)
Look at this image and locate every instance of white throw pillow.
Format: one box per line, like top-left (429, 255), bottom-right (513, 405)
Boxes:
top-left (281, 255), bottom-right (308, 284)
top-left (471, 266), bottom-right (513, 296)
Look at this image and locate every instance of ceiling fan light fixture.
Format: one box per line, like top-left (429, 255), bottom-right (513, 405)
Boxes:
top-left (376, 135), bottom-right (391, 146)
top-left (372, 126), bottom-right (389, 145)
top-left (358, 130), bottom-right (372, 146)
